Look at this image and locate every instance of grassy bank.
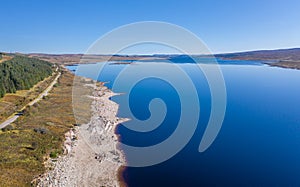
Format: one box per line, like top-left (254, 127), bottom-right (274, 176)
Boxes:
top-left (0, 70), bottom-right (76, 186)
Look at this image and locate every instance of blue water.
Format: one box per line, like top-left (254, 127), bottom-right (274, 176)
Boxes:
top-left (67, 59), bottom-right (300, 186)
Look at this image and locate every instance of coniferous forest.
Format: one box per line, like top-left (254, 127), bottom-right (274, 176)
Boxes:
top-left (0, 56), bottom-right (53, 97)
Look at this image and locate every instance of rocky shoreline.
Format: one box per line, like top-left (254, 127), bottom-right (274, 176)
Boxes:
top-left (36, 83), bottom-right (128, 187)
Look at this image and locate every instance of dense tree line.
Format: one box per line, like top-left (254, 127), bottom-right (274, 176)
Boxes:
top-left (0, 56), bottom-right (53, 97)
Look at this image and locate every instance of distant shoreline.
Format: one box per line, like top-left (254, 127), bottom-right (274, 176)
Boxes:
top-left (23, 47), bottom-right (300, 71)
top-left (264, 61), bottom-right (300, 70)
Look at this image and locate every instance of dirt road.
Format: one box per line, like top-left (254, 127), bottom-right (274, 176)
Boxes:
top-left (0, 72), bottom-right (61, 129)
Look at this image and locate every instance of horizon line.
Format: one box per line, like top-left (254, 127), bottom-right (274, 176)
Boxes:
top-left (2, 47), bottom-right (300, 56)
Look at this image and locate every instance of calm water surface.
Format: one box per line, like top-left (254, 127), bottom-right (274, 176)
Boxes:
top-left (67, 59), bottom-right (300, 186)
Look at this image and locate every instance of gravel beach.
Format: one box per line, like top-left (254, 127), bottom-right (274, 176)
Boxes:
top-left (36, 82), bottom-right (128, 187)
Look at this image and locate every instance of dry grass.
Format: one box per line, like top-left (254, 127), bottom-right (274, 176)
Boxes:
top-left (0, 55), bottom-right (13, 64)
top-left (0, 72), bottom-right (57, 123)
top-left (268, 61), bottom-right (300, 70)
top-left (0, 71), bottom-right (76, 186)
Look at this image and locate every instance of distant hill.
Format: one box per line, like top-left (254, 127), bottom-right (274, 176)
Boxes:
top-left (9, 47), bottom-right (300, 70)
top-left (215, 48), bottom-right (300, 69)
top-left (28, 53), bottom-right (165, 65)
top-left (215, 48), bottom-right (300, 62)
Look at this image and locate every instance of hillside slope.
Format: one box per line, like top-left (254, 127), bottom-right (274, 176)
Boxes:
top-left (215, 48), bottom-right (300, 69)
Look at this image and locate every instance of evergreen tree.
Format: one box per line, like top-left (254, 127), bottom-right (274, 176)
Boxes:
top-left (0, 55), bottom-right (53, 98)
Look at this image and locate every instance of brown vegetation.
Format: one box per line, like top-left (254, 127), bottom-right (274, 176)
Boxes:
top-left (0, 73), bottom-right (57, 124)
top-left (266, 61), bottom-right (300, 70)
top-left (0, 71), bottom-right (76, 186)
top-left (28, 53), bottom-right (166, 65)
top-left (0, 54), bottom-right (13, 63)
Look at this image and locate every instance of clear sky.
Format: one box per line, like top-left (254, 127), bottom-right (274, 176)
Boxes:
top-left (0, 0), bottom-right (300, 54)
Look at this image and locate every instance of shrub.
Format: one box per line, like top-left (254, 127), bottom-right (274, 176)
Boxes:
top-left (49, 149), bottom-right (62, 159)
top-left (49, 151), bottom-right (58, 158)
top-left (33, 127), bottom-right (48, 134)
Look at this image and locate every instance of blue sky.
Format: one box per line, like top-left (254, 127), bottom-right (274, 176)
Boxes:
top-left (0, 0), bottom-right (300, 54)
